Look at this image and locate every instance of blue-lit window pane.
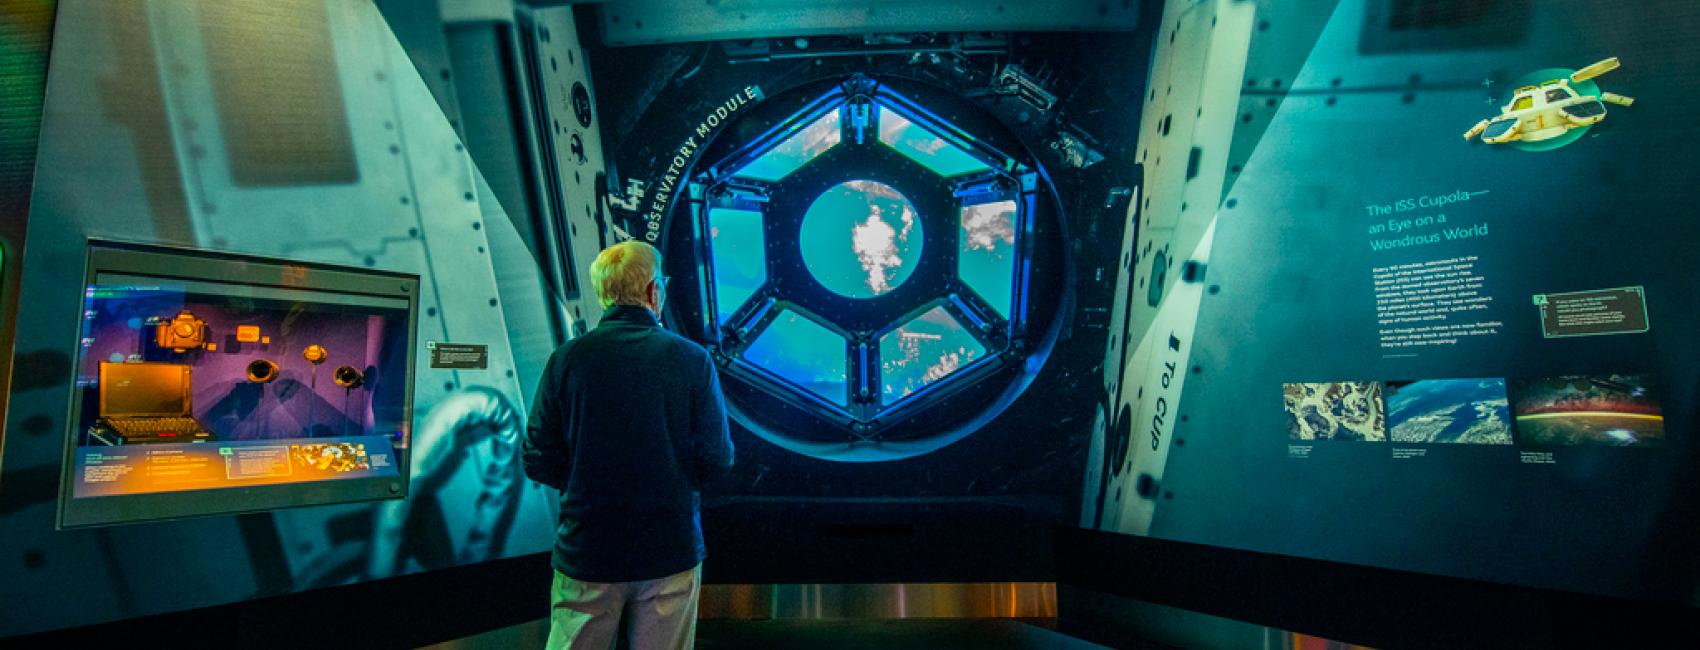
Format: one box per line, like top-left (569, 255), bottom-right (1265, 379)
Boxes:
top-left (877, 110), bottom-right (990, 177)
top-left (707, 208), bottom-right (766, 324)
top-left (959, 200), bottom-right (1017, 318)
top-left (799, 180), bottom-right (923, 299)
top-left (743, 310), bottom-right (848, 406)
top-left (880, 306), bottom-right (986, 401)
top-left (734, 109), bottom-right (842, 182)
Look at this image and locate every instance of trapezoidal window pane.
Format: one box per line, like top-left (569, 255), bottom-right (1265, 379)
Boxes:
top-left (742, 310), bottom-right (848, 406)
top-left (876, 110), bottom-right (990, 178)
top-left (707, 207), bottom-right (766, 324)
top-left (879, 306), bottom-right (987, 402)
top-left (733, 109), bottom-right (842, 182)
top-left (959, 200), bottom-right (1018, 318)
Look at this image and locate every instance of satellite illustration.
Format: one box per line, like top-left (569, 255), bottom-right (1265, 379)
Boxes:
top-left (1464, 57), bottom-right (1635, 152)
top-left (1283, 382), bottom-right (1387, 441)
top-left (1509, 375), bottom-right (1664, 447)
top-left (1385, 379), bottom-right (1513, 444)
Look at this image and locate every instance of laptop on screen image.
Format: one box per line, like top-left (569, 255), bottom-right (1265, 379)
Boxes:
top-left (97, 362), bottom-right (211, 443)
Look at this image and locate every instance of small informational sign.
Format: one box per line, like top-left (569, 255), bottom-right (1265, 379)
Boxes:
top-left (428, 341), bottom-right (488, 369)
top-left (1534, 286), bottom-right (1649, 338)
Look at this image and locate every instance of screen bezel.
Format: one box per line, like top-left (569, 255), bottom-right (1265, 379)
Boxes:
top-left (57, 240), bottom-right (421, 528)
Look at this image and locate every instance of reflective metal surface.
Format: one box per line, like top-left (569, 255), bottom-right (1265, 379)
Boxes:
top-left (700, 583), bottom-right (1057, 620)
top-left (1, 0), bottom-right (575, 635)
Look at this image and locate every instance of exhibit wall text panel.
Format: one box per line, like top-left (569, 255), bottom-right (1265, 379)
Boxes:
top-left (1084, 0), bottom-right (1700, 606)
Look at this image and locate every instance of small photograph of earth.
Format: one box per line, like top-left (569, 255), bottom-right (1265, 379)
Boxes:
top-left (1508, 374), bottom-right (1664, 447)
top-left (1283, 381), bottom-right (1386, 441)
top-left (1385, 379), bottom-right (1512, 445)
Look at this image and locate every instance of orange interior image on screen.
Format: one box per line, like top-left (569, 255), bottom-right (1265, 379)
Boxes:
top-left (67, 269), bottom-right (413, 501)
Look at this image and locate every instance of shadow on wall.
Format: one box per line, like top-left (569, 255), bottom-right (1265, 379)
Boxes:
top-left (97, 0), bottom-right (193, 239)
top-left (257, 387), bottom-right (546, 592)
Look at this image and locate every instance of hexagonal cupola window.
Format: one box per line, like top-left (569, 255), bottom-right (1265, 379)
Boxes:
top-left (678, 76), bottom-right (1051, 461)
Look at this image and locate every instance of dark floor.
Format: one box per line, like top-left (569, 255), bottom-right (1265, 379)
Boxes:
top-left (423, 618), bottom-right (1136, 650)
top-left (696, 619), bottom-right (1115, 650)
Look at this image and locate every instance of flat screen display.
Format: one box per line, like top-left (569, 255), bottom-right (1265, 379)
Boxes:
top-left (59, 242), bottom-right (419, 527)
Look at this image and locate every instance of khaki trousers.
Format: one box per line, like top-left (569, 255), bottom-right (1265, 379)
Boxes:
top-left (545, 564), bottom-right (701, 650)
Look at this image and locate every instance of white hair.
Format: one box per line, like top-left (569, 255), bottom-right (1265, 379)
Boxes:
top-left (589, 240), bottom-right (661, 309)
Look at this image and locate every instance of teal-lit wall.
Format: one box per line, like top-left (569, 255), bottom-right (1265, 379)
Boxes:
top-left (0, 0), bottom-right (608, 636)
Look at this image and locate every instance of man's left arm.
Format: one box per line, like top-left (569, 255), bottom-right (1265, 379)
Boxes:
top-left (522, 350), bottom-right (570, 490)
top-left (689, 351), bottom-right (734, 485)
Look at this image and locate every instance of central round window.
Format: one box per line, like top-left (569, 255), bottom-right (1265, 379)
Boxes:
top-left (799, 180), bottom-right (924, 299)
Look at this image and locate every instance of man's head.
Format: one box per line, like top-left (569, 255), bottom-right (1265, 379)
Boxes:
top-left (589, 240), bottom-right (666, 315)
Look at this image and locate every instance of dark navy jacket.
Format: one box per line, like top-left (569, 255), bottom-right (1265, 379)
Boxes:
top-left (522, 305), bottom-right (734, 582)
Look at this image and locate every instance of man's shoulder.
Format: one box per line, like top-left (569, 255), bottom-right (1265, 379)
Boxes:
top-left (564, 321), bottom-right (710, 362)
top-left (549, 333), bottom-right (587, 359)
top-left (653, 326), bottom-right (712, 362)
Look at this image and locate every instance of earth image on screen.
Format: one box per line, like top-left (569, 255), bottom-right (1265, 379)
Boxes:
top-left (799, 180), bottom-right (924, 299)
top-left (1385, 379), bottom-right (1513, 445)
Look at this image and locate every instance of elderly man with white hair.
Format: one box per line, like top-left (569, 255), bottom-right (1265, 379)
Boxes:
top-left (523, 240), bottom-right (734, 650)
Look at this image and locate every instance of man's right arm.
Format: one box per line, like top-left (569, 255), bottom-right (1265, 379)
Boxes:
top-left (522, 348), bottom-right (570, 490)
top-left (691, 352), bottom-right (734, 484)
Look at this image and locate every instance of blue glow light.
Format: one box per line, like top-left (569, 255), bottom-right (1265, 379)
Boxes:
top-left (799, 180), bottom-right (924, 299)
top-left (879, 306), bottom-right (985, 401)
top-left (877, 110), bottom-right (990, 177)
top-left (734, 109), bottom-right (842, 182)
top-left (743, 310), bottom-right (848, 406)
top-left (707, 208), bottom-right (766, 324)
top-left (958, 200), bottom-right (1018, 317)
top-left (692, 82), bottom-right (1046, 451)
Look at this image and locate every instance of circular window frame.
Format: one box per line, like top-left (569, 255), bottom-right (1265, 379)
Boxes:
top-left (672, 75), bottom-right (1058, 461)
